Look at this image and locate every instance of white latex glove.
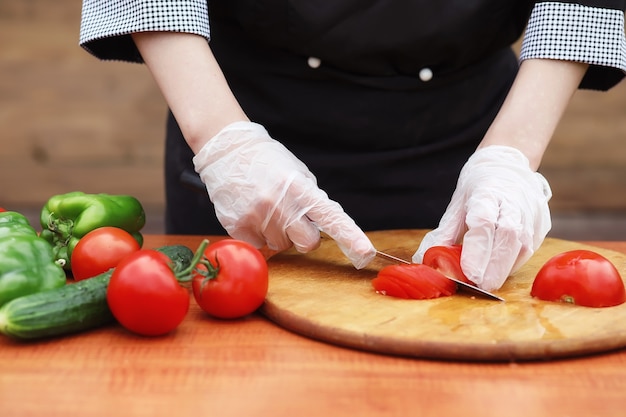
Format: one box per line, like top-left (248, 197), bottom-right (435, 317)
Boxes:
top-left (193, 121), bottom-right (376, 269)
top-left (412, 145), bottom-right (552, 291)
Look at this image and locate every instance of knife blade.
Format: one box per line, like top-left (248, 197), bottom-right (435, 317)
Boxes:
top-left (375, 250), bottom-right (505, 302)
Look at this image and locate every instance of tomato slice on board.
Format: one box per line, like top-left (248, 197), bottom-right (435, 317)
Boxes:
top-left (531, 249), bottom-right (626, 308)
top-left (372, 264), bottom-right (457, 300)
top-left (422, 244), bottom-right (474, 285)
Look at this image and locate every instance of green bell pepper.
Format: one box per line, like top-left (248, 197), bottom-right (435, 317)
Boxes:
top-left (0, 212), bottom-right (67, 307)
top-left (39, 192), bottom-right (146, 270)
top-left (0, 211), bottom-right (38, 239)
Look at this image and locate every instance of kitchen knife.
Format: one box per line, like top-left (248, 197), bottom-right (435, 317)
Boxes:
top-left (375, 250), bottom-right (505, 301)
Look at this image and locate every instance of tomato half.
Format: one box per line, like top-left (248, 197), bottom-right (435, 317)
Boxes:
top-left (372, 264), bottom-right (457, 299)
top-left (192, 239), bottom-right (269, 319)
top-left (71, 226), bottom-right (141, 281)
top-left (531, 249), bottom-right (626, 308)
top-left (422, 244), bottom-right (473, 285)
top-left (107, 249), bottom-right (190, 336)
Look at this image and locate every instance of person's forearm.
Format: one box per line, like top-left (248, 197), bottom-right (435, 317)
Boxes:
top-left (479, 59), bottom-right (588, 170)
top-left (132, 31), bottom-right (248, 153)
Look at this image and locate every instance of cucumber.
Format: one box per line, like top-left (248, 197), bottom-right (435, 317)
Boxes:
top-left (0, 244), bottom-right (194, 340)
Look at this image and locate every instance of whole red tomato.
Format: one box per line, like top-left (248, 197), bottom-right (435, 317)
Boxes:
top-left (422, 244), bottom-right (473, 285)
top-left (531, 249), bottom-right (626, 308)
top-left (71, 227), bottom-right (141, 281)
top-left (107, 249), bottom-right (190, 336)
top-left (192, 239), bottom-right (269, 319)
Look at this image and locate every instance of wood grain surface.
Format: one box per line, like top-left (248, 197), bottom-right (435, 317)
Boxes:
top-left (262, 230), bottom-right (626, 361)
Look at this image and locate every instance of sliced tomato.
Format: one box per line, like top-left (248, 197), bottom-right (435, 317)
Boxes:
top-left (375, 269), bottom-right (428, 299)
top-left (372, 264), bottom-right (457, 300)
top-left (531, 249), bottom-right (626, 308)
top-left (422, 244), bottom-right (473, 285)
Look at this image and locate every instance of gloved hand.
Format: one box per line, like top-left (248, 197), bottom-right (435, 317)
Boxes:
top-left (412, 145), bottom-right (552, 291)
top-left (193, 121), bottom-right (376, 269)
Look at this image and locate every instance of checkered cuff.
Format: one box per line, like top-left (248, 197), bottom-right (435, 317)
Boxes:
top-left (80, 0), bottom-right (210, 62)
top-left (520, 1), bottom-right (626, 90)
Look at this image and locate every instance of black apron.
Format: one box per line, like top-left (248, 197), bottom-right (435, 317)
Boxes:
top-left (165, 1), bottom-right (534, 235)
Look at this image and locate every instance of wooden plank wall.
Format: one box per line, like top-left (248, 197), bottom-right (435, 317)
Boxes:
top-left (1, 1), bottom-right (166, 210)
top-left (2, 1), bottom-right (626, 216)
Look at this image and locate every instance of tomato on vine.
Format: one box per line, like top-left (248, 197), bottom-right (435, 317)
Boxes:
top-left (192, 239), bottom-right (269, 319)
top-left (107, 249), bottom-right (191, 336)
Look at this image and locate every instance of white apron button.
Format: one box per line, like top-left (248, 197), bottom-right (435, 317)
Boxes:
top-left (307, 57), bottom-right (321, 69)
top-left (419, 67), bottom-right (433, 82)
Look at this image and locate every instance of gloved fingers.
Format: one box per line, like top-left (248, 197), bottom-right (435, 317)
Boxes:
top-left (333, 229), bottom-right (376, 270)
top-left (286, 216), bottom-right (321, 253)
top-left (467, 202), bottom-right (526, 291)
top-left (211, 192), bottom-right (285, 250)
top-left (508, 175), bottom-right (551, 273)
top-left (215, 194), bottom-right (293, 253)
top-left (304, 196), bottom-right (375, 270)
top-left (255, 172), bottom-right (317, 252)
top-left (460, 192), bottom-right (533, 291)
top-left (261, 230), bottom-right (293, 253)
top-left (529, 172), bottom-right (553, 250)
top-left (225, 224), bottom-right (273, 251)
top-left (458, 193), bottom-right (500, 288)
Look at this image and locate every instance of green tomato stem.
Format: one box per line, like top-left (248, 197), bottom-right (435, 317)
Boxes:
top-left (175, 239), bottom-right (210, 283)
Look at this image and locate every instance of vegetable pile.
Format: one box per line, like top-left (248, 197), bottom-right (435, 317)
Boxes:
top-left (0, 192), bottom-right (270, 341)
top-left (0, 245), bottom-right (192, 340)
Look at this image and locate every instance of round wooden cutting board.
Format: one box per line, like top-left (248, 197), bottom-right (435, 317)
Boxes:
top-left (260, 230), bottom-right (626, 361)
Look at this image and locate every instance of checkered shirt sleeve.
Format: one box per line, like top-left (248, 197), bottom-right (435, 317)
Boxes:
top-left (520, 1), bottom-right (626, 90)
top-left (80, 0), bottom-right (210, 62)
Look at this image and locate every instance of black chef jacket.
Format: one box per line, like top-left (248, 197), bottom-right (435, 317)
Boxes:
top-left (166, 1), bottom-right (536, 235)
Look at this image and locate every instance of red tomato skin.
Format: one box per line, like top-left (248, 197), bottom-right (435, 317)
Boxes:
top-left (531, 250), bottom-right (626, 308)
top-left (192, 239), bottom-right (269, 319)
top-left (422, 245), bottom-right (473, 285)
top-left (71, 227), bottom-right (140, 281)
top-left (372, 264), bottom-right (457, 300)
top-left (107, 250), bottom-right (190, 336)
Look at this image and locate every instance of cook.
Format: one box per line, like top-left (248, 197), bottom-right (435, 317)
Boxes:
top-left (79, 1), bottom-right (626, 291)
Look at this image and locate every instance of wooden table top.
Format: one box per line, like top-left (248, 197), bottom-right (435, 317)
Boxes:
top-left (2, 235), bottom-right (626, 417)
